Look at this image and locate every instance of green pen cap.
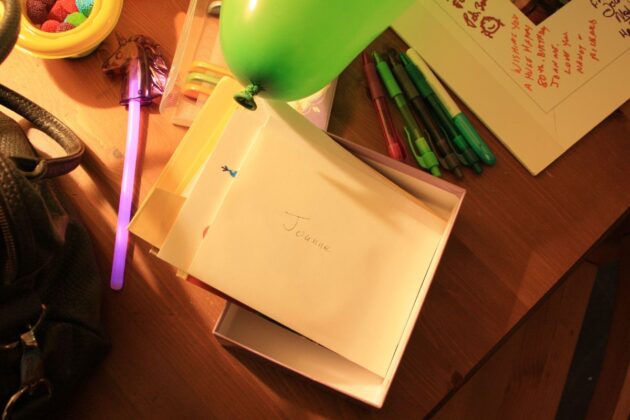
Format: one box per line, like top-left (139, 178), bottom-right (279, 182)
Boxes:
top-left (453, 114), bottom-right (497, 165)
top-left (451, 133), bottom-right (483, 174)
top-left (400, 52), bottom-right (433, 98)
top-left (373, 52), bottom-right (402, 99)
top-left (419, 142), bottom-right (441, 177)
top-left (403, 127), bottom-right (442, 177)
top-left (388, 52), bottom-right (420, 100)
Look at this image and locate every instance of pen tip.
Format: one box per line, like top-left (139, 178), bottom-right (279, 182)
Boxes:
top-left (431, 167), bottom-right (442, 177)
top-left (389, 144), bottom-right (404, 161)
top-left (454, 167), bottom-right (463, 179)
top-left (362, 51), bottom-right (370, 65)
top-left (484, 154), bottom-right (497, 165)
top-left (386, 48), bottom-right (399, 64)
top-left (473, 163), bottom-right (483, 174)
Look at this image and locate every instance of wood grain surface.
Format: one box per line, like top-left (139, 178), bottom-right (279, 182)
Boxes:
top-left (586, 221), bottom-right (630, 420)
top-left (435, 262), bottom-right (597, 420)
top-left (0, 1), bottom-right (628, 418)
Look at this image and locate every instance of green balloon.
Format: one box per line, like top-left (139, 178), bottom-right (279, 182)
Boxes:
top-left (220, 0), bottom-right (414, 109)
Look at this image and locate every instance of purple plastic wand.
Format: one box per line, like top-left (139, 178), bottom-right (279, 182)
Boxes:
top-left (103, 35), bottom-right (169, 290)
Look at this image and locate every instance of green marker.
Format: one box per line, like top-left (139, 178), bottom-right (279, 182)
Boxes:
top-left (389, 50), bottom-right (463, 179)
top-left (400, 52), bottom-right (483, 174)
top-left (406, 50), bottom-right (496, 166)
top-left (373, 52), bottom-right (441, 177)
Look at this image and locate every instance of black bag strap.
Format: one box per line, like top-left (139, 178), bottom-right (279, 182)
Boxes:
top-left (0, 0), bottom-right (84, 179)
top-left (0, 0), bottom-right (20, 66)
top-left (0, 84), bottom-right (85, 179)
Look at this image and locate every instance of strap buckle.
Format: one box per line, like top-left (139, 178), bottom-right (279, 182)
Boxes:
top-left (2, 378), bottom-right (52, 420)
top-left (1, 305), bottom-right (52, 420)
top-left (0, 305), bottom-right (47, 351)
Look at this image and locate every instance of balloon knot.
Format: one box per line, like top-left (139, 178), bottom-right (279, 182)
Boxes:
top-left (234, 84), bottom-right (261, 110)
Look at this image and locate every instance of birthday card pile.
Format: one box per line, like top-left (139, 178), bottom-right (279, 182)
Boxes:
top-left (129, 77), bottom-right (465, 406)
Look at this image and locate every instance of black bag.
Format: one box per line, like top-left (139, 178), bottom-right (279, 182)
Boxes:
top-left (0, 1), bottom-right (108, 417)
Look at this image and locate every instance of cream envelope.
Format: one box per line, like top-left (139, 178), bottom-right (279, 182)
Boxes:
top-left (185, 99), bottom-right (447, 378)
top-left (213, 137), bottom-right (466, 408)
top-left (157, 106), bottom-right (266, 271)
top-left (393, 1), bottom-right (630, 175)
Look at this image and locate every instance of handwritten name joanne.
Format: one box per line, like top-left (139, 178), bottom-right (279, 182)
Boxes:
top-left (283, 212), bottom-right (331, 252)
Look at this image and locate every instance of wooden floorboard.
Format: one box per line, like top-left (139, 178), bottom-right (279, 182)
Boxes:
top-left (586, 222), bottom-right (630, 420)
top-left (433, 262), bottom-right (597, 419)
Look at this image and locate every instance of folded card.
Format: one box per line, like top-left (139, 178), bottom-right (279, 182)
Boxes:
top-left (157, 105), bottom-right (266, 271)
top-left (128, 79), bottom-right (240, 249)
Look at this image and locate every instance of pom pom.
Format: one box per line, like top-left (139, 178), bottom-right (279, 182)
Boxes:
top-left (65, 12), bottom-right (87, 26)
top-left (56, 22), bottom-right (76, 32)
top-left (41, 0), bottom-right (55, 10)
top-left (47, 2), bottom-right (69, 22)
top-left (41, 19), bottom-right (61, 32)
top-left (59, 0), bottom-right (79, 14)
top-left (75, 0), bottom-right (94, 17)
top-left (26, 0), bottom-right (49, 25)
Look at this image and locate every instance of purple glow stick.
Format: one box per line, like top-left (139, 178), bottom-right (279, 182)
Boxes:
top-left (103, 36), bottom-right (169, 290)
top-left (110, 59), bottom-right (142, 290)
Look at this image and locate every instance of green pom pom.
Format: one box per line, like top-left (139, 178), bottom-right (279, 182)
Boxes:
top-left (75, 0), bottom-right (94, 17)
top-left (65, 12), bottom-right (87, 26)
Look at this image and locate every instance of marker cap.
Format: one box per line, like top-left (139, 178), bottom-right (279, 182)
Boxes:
top-left (453, 114), bottom-right (496, 165)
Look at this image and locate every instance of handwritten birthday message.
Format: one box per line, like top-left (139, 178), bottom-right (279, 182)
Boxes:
top-left (509, 15), bottom-right (603, 92)
top-left (446, 0), bottom-right (506, 39)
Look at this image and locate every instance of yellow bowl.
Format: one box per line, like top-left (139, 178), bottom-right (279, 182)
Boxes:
top-left (16, 0), bottom-right (123, 59)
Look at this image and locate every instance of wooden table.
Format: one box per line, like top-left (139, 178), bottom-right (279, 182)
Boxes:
top-left (1, 1), bottom-right (628, 418)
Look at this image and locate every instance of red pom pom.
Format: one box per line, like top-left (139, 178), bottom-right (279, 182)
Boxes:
top-left (59, 0), bottom-right (78, 14)
top-left (41, 0), bottom-right (55, 10)
top-left (47, 2), bottom-right (69, 22)
top-left (26, 0), bottom-right (49, 25)
top-left (55, 22), bottom-right (76, 32)
top-left (41, 19), bottom-right (61, 32)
